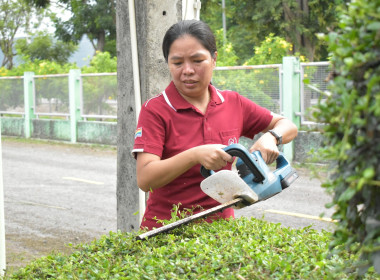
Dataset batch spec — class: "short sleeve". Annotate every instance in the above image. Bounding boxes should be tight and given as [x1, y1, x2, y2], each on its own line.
[132, 104, 166, 159]
[239, 95, 273, 139]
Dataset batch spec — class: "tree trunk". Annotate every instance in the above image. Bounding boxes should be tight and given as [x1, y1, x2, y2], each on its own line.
[1, 42, 14, 69]
[96, 30, 106, 52]
[299, 0, 315, 61]
[283, 0, 315, 61]
[282, 0, 301, 55]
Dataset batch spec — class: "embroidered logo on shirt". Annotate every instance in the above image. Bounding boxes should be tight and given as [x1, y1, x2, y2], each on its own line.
[228, 137, 237, 145]
[135, 127, 142, 139]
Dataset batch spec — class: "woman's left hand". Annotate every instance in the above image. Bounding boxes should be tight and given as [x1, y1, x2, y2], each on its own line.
[249, 132, 279, 164]
[249, 112, 298, 164]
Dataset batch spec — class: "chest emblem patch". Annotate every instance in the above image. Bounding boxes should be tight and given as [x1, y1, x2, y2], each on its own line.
[228, 137, 237, 145]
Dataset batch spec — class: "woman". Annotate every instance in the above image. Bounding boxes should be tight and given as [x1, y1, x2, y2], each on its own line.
[132, 20, 298, 230]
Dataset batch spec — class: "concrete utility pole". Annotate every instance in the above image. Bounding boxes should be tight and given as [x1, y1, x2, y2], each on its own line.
[116, 0, 201, 231]
[183, 0, 201, 20]
[222, 0, 226, 44]
[0, 123, 5, 276]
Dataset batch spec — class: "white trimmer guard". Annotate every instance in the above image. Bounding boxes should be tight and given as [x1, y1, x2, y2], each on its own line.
[200, 170, 259, 209]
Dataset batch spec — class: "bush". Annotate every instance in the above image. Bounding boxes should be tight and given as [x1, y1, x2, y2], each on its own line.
[244, 34, 295, 65]
[314, 0, 380, 274]
[0, 51, 117, 77]
[81, 51, 117, 74]
[4, 59, 76, 76]
[214, 29, 239, 67]
[4, 218, 378, 279]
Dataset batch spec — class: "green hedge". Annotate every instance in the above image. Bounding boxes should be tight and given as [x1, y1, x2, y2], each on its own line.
[4, 218, 378, 279]
[314, 0, 380, 274]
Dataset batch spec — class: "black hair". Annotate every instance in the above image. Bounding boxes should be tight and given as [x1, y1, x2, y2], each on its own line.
[162, 20, 217, 62]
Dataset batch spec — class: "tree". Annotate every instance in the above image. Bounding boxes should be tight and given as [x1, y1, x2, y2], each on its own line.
[52, 0, 116, 57]
[15, 31, 77, 64]
[26, 0, 116, 56]
[0, 0, 44, 69]
[201, 0, 348, 62]
[313, 0, 380, 274]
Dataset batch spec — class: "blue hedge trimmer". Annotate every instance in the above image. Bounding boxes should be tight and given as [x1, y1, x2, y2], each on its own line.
[137, 143, 298, 240]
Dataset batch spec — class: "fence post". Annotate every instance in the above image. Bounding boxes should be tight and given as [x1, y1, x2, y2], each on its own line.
[282, 57, 301, 162]
[69, 69, 81, 143]
[23, 72, 35, 138]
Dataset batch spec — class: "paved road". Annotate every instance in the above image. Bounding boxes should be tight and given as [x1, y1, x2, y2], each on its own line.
[1, 137, 335, 270]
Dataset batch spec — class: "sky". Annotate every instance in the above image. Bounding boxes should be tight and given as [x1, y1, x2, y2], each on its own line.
[15, 0, 72, 38]
[3, 1, 93, 67]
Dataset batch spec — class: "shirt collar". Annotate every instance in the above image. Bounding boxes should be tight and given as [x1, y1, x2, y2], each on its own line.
[163, 81, 224, 111]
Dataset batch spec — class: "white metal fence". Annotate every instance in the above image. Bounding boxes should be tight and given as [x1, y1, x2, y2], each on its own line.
[213, 62, 331, 126]
[0, 62, 331, 125]
[0, 76, 24, 116]
[300, 62, 331, 125]
[213, 64, 282, 114]
[34, 74, 70, 119]
[0, 73, 118, 121]
[80, 73, 117, 121]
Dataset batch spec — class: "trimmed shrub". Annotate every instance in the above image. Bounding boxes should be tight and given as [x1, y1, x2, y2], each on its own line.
[5, 218, 378, 279]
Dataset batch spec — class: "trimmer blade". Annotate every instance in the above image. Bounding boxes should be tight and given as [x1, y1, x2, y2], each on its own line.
[136, 197, 244, 240]
[200, 170, 258, 209]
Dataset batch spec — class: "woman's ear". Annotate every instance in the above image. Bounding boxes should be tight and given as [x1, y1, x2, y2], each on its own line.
[212, 51, 218, 67]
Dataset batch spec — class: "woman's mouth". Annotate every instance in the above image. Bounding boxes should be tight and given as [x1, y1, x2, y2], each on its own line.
[183, 80, 197, 86]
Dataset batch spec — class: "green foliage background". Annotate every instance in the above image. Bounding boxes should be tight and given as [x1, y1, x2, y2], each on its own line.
[313, 0, 380, 274]
[200, 0, 347, 63]
[0, 58, 77, 113]
[0, 52, 117, 116]
[53, 0, 116, 57]
[81, 52, 117, 116]
[14, 31, 78, 64]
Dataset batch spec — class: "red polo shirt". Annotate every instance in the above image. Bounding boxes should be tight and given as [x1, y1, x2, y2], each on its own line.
[133, 81, 273, 229]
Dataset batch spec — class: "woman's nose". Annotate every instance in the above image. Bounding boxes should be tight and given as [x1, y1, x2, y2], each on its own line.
[183, 62, 195, 75]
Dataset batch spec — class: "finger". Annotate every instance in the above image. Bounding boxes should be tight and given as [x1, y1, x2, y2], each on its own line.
[268, 151, 275, 164]
[261, 152, 269, 164]
[268, 151, 279, 164]
[218, 149, 233, 163]
[225, 154, 234, 162]
[263, 151, 272, 164]
[267, 156, 275, 165]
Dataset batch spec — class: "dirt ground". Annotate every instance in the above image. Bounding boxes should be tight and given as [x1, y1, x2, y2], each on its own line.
[6, 229, 94, 271]
[2, 138, 118, 274]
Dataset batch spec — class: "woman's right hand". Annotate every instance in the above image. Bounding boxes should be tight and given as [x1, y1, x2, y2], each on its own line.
[136, 144, 234, 192]
[192, 144, 234, 171]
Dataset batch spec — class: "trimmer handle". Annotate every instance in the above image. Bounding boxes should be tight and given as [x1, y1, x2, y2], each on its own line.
[200, 143, 265, 183]
[275, 153, 289, 170]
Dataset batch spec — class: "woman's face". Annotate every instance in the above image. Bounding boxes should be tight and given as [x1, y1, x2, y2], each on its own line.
[167, 35, 217, 100]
